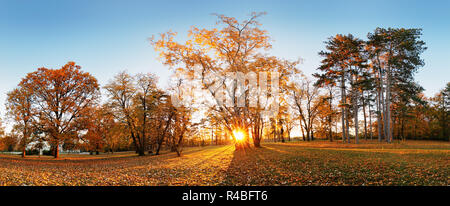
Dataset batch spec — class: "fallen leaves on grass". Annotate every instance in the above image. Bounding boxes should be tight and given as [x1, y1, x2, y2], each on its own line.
[0, 141, 448, 186]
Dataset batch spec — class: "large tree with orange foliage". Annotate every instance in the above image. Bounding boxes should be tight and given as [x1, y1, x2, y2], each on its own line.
[19, 62, 100, 158]
[151, 12, 299, 149]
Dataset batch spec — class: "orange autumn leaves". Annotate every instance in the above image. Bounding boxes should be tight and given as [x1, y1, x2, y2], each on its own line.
[6, 62, 100, 158]
[0, 141, 448, 186]
[150, 12, 301, 149]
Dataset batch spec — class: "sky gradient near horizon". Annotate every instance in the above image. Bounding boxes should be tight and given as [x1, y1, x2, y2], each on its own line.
[1, 0, 449, 123]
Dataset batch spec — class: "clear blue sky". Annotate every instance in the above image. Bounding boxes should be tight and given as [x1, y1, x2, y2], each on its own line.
[1, 0, 449, 119]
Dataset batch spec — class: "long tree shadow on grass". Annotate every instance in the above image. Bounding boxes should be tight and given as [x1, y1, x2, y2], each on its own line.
[219, 145, 292, 186]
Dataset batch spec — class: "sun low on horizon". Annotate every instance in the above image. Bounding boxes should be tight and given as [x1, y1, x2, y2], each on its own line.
[232, 130, 246, 142]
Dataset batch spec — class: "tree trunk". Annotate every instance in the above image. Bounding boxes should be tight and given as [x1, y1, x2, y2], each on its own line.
[362, 92, 368, 140]
[378, 67, 387, 142]
[252, 119, 262, 147]
[329, 88, 333, 142]
[306, 126, 311, 142]
[353, 76, 359, 144]
[385, 68, 392, 143]
[401, 117, 405, 141]
[138, 137, 145, 156]
[345, 107, 350, 143]
[287, 129, 291, 142]
[369, 102, 373, 140]
[22, 147, 26, 158]
[300, 122, 306, 141]
[376, 85, 383, 142]
[354, 100, 359, 144]
[155, 141, 162, 155]
[341, 74, 347, 143]
[54, 144, 60, 159]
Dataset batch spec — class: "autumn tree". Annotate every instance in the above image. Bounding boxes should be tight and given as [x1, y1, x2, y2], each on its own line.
[151, 95, 176, 155]
[367, 28, 426, 143]
[290, 76, 324, 141]
[0, 119, 4, 138]
[358, 73, 377, 140]
[20, 62, 100, 158]
[347, 38, 367, 144]
[5, 86, 36, 157]
[314, 71, 339, 142]
[105, 72, 139, 154]
[151, 12, 299, 149]
[0, 125, 18, 152]
[440, 83, 449, 140]
[0, 120, 9, 151]
[317, 34, 363, 143]
[0, 118, 5, 137]
[83, 105, 116, 154]
[105, 72, 163, 156]
[430, 82, 449, 141]
[106, 122, 130, 153]
[390, 81, 424, 140]
[282, 111, 295, 142]
[168, 107, 192, 156]
[167, 76, 196, 156]
[100, 105, 126, 153]
[314, 93, 337, 141]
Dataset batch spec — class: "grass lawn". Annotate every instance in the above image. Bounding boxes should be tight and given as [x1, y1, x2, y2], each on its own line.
[0, 140, 448, 186]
